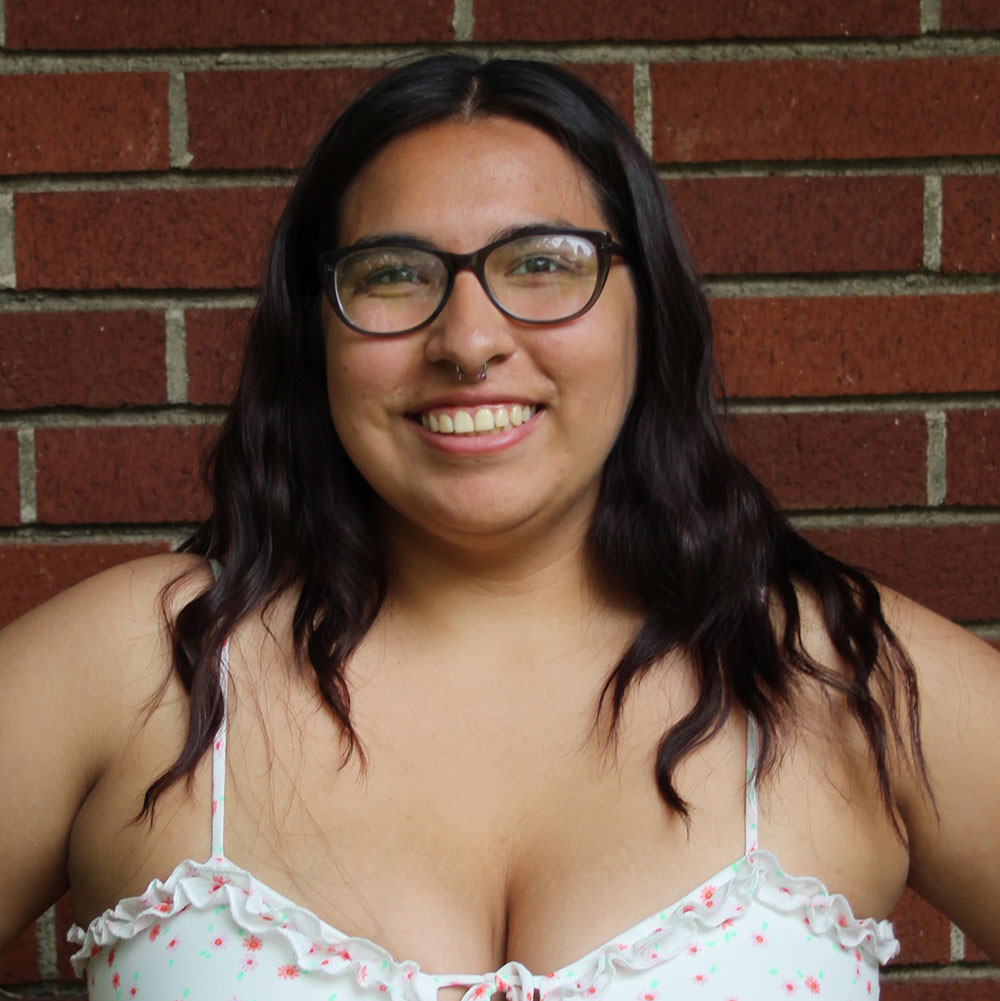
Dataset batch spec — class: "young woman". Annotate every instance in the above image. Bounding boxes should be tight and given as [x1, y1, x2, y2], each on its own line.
[1, 55, 998, 1001]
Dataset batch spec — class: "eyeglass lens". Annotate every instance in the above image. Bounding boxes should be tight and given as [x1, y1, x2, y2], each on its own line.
[334, 233, 601, 334]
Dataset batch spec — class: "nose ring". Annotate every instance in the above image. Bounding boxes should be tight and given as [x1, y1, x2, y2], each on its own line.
[455, 363, 487, 382]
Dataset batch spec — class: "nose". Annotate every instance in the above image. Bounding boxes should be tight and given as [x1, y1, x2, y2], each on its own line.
[423, 268, 516, 376]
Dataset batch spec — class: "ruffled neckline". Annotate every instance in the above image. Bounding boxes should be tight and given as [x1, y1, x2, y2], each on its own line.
[68, 849, 899, 1001]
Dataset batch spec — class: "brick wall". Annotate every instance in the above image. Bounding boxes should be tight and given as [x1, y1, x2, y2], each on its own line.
[1, 0, 998, 996]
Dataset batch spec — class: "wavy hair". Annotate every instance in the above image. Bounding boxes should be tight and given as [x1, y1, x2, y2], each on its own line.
[148, 54, 924, 825]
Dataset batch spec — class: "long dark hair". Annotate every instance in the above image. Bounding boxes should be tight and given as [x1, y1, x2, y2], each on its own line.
[149, 54, 923, 824]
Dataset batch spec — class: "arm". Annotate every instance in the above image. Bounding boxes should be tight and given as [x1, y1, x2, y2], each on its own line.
[0, 553, 206, 951]
[889, 593, 1000, 962]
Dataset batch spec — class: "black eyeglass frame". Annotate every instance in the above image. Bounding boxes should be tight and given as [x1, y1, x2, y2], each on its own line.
[318, 227, 629, 336]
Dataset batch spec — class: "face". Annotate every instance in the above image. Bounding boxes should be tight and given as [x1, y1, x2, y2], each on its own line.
[322, 116, 638, 545]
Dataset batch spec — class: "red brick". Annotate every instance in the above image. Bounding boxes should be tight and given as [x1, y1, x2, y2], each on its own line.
[652, 57, 1000, 163]
[881, 981, 1000, 1000]
[0, 72, 167, 176]
[0, 431, 19, 526]
[473, 0, 918, 41]
[941, 0, 1000, 30]
[0, 921, 37, 981]
[888, 886, 952, 964]
[727, 412, 927, 509]
[0, 311, 165, 408]
[947, 410, 1000, 506]
[942, 176, 1000, 274]
[802, 524, 1000, 623]
[185, 308, 250, 405]
[965, 934, 993, 961]
[187, 68, 382, 170]
[712, 294, 1000, 399]
[668, 176, 923, 275]
[563, 64, 635, 127]
[15, 188, 288, 290]
[5, 0, 453, 48]
[0, 541, 169, 628]
[34, 425, 214, 524]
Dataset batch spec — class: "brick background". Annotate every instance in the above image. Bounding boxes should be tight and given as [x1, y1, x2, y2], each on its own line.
[1, 3, 998, 997]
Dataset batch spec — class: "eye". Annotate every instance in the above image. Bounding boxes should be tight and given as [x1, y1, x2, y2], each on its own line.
[361, 265, 424, 289]
[508, 254, 570, 276]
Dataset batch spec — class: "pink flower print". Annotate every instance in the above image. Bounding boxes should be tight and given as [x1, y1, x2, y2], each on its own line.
[638, 991, 658, 1001]
[111, 973, 121, 990]
[681, 904, 695, 914]
[129, 986, 139, 998]
[166, 937, 180, 951]
[244, 935, 263, 951]
[156, 902, 170, 914]
[804, 975, 821, 994]
[750, 931, 767, 946]
[692, 974, 708, 987]
[700, 884, 716, 908]
[89, 944, 102, 957]
[720, 919, 734, 930]
[866, 983, 872, 995]
[379, 985, 389, 993]
[780, 982, 796, 996]
[107, 947, 116, 967]
[215, 738, 222, 752]
[211, 874, 229, 893]
[470, 985, 490, 1000]
[240, 956, 259, 973]
[212, 799, 218, 815]
[148, 923, 161, 943]
[357, 963, 369, 985]
[277, 964, 301, 980]
[616, 943, 629, 951]
[686, 943, 701, 956]
[210, 932, 229, 950]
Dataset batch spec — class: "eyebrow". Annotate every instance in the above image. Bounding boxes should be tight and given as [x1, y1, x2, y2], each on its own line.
[343, 219, 584, 252]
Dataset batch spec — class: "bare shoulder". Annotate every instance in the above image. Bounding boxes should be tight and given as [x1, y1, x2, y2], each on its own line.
[878, 588, 1000, 959]
[0, 551, 212, 949]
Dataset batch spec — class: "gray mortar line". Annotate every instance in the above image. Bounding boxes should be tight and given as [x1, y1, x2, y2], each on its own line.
[727, 396, 1000, 416]
[0, 290, 257, 311]
[452, 0, 473, 43]
[881, 963, 1000, 980]
[950, 924, 966, 962]
[789, 509, 1000, 530]
[0, 192, 14, 289]
[0, 524, 190, 544]
[168, 69, 194, 169]
[633, 62, 652, 157]
[658, 159, 1000, 180]
[0, 171, 295, 194]
[3, 35, 1000, 76]
[704, 273, 1000, 298]
[973, 623, 1000, 642]
[923, 175, 943, 272]
[921, 0, 942, 34]
[165, 306, 189, 404]
[0, 410, 225, 430]
[0, 0, 6, 48]
[17, 427, 36, 524]
[36, 904, 58, 980]
[926, 410, 948, 505]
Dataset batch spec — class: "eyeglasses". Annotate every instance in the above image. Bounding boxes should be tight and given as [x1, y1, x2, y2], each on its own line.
[318, 227, 628, 336]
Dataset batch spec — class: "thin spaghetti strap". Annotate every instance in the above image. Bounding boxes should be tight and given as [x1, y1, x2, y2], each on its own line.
[211, 640, 229, 859]
[745, 713, 760, 856]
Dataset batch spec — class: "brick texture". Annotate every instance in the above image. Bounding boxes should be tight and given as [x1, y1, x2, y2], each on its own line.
[727, 412, 927, 509]
[15, 188, 288, 290]
[652, 57, 1000, 162]
[0, 73, 167, 176]
[185, 308, 250, 405]
[473, 0, 919, 41]
[942, 176, 1000, 274]
[668, 177, 924, 275]
[0, 542, 170, 628]
[0, 922, 37, 981]
[0, 431, 19, 525]
[881, 981, 1000, 1001]
[941, 0, 1000, 30]
[946, 410, 1000, 506]
[888, 887, 952, 965]
[0, 311, 166, 408]
[803, 525, 1000, 623]
[34, 426, 214, 524]
[186, 68, 383, 170]
[712, 294, 1000, 398]
[5, 0, 454, 49]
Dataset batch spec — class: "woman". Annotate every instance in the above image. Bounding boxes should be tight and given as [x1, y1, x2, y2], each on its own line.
[1, 55, 997, 1000]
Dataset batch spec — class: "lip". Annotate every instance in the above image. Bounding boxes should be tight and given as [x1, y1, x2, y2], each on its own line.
[410, 391, 540, 411]
[409, 406, 543, 455]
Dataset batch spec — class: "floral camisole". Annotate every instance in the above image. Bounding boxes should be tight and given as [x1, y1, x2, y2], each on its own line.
[69, 644, 899, 1000]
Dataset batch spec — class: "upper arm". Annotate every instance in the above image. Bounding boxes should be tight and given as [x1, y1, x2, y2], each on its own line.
[887, 593, 1000, 961]
[0, 553, 208, 951]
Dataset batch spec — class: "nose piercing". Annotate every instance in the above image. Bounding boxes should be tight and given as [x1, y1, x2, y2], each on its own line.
[454, 363, 488, 382]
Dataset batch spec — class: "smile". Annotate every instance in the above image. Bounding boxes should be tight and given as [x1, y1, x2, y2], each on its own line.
[419, 404, 538, 435]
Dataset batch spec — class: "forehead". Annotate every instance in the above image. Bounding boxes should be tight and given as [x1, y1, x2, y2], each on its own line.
[337, 117, 608, 250]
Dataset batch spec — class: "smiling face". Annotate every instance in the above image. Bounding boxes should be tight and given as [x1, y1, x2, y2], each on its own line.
[322, 116, 638, 547]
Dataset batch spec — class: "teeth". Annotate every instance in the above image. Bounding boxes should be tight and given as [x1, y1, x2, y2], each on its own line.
[419, 404, 536, 435]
